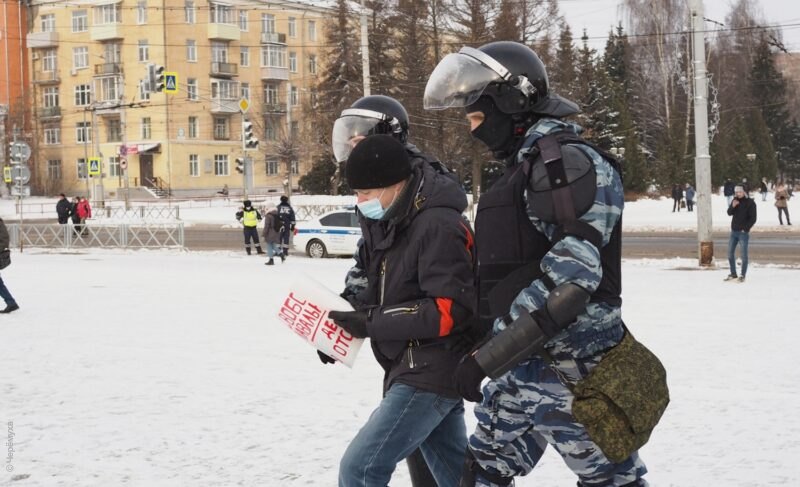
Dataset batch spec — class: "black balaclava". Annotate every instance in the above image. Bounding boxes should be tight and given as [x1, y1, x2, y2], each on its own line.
[467, 95, 533, 162]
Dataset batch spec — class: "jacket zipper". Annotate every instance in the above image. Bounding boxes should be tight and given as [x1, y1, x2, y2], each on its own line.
[379, 258, 387, 305]
[407, 339, 419, 369]
[382, 304, 420, 315]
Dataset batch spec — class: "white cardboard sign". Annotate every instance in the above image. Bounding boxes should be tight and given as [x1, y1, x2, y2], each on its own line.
[277, 279, 364, 368]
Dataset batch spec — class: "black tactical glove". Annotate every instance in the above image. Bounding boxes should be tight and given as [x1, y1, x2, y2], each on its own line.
[328, 310, 369, 338]
[454, 353, 486, 403]
[317, 350, 337, 365]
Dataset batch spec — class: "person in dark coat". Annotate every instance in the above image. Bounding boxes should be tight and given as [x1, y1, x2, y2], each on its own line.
[685, 183, 696, 212]
[759, 177, 769, 202]
[671, 184, 683, 212]
[0, 217, 19, 313]
[56, 193, 71, 224]
[723, 178, 736, 206]
[276, 195, 295, 259]
[327, 135, 477, 487]
[725, 185, 757, 282]
[262, 208, 282, 264]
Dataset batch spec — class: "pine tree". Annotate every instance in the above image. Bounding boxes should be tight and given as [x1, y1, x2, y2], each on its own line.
[493, 0, 520, 42]
[549, 23, 578, 99]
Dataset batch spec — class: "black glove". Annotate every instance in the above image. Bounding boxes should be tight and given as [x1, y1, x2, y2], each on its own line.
[454, 354, 486, 403]
[328, 310, 369, 338]
[317, 350, 337, 365]
[445, 322, 491, 356]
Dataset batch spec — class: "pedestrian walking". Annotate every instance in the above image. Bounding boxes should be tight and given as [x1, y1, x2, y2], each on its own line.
[671, 183, 683, 212]
[0, 217, 19, 313]
[759, 177, 769, 202]
[235, 200, 265, 255]
[76, 197, 92, 236]
[56, 193, 71, 224]
[276, 196, 295, 259]
[70, 197, 82, 234]
[775, 182, 792, 225]
[724, 178, 736, 206]
[725, 185, 757, 282]
[262, 208, 282, 264]
[685, 183, 696, 212]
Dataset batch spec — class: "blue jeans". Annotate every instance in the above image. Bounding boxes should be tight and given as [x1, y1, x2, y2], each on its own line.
[0, 275, 16, 306]
[339, 383, 467, 487]
[728, 230, 750, 277]
[266, 242, 280, 258]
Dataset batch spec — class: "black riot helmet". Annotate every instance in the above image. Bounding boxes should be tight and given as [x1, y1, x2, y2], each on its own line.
[425, 42, 580, 158]
[332, 95, 410, 162]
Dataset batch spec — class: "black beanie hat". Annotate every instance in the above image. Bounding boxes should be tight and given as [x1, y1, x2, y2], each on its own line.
[345, 135, 412, 190]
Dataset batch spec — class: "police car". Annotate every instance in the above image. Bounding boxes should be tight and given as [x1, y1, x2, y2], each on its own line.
[294, 209, 361, 258]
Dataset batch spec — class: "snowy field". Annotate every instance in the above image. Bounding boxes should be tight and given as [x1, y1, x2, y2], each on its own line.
[1, 250, 798, 486]
[3, 192, 799, 232]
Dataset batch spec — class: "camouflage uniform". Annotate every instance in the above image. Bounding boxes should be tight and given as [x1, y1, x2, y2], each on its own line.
[468, 119, 648, 486]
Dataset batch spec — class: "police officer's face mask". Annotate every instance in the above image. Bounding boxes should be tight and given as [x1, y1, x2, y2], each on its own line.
[466, 96, 514, 153]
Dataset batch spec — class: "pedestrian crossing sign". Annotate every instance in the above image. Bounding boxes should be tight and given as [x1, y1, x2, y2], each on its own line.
[164, 72, 178, 94]
[88, 157, 101, 176]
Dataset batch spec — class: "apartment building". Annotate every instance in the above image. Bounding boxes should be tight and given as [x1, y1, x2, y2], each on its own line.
[26, 0, 332, 198]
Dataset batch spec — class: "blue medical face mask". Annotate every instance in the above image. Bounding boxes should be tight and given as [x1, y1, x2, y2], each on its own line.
[357, 189, 387, 220]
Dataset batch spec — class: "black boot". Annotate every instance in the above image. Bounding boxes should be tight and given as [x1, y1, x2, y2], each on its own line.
[256, 246, 265, 255]
[0, 303, 19, 314]
[246, 247, 252, 255]
[265, 258, 274, 266]
[280, 252, 286, 262]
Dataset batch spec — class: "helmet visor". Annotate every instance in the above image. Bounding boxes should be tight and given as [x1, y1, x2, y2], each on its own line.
[332, 115, 389, 162]
[423, 52, 503, 110]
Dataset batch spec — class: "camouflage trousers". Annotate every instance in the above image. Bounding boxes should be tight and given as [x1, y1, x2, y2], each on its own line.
[467, 352, 648, 486]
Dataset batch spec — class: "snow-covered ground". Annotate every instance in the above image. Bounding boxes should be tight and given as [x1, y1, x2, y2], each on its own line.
[4, 192, 799, 232]
[1, 250, 798, 486]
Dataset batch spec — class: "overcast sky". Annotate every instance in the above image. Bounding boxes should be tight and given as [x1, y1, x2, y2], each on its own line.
[559, 0, 800, 52]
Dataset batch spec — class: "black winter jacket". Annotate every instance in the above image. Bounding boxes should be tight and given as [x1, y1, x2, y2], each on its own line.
[727, 196, 757, 232]
[56, 198, 72, 222]
[355, 157, 476, 397]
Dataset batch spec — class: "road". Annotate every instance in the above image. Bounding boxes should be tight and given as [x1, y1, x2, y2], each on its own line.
[185, 225, 799, 264]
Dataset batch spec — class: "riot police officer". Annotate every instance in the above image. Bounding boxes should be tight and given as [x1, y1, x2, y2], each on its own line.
[424, 42, 649, 486]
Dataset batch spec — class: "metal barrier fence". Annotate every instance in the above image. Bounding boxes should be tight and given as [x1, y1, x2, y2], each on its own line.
[94, 206, 181, 220]
[8, 223, 185, 249]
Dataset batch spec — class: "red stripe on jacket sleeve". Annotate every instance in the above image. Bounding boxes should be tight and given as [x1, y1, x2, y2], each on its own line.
[436, 297, 454, 337]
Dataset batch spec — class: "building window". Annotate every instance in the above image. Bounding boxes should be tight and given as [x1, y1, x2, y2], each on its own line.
[107, 118, 122, 142]
[77, 122, 92, 144]
[267, 158, 279, 175]
[290, 121, 299, 139]
[47, 159, 62, 180]
[189, 154, 199, 177]
[187, 40, 197, 62]
[288, 17, 296, 38]
[188, 116, 198, 138]
[289, 52, 297, 73]
[211, 80, 238, 100]
[214, 154, 229, 176]
[211, 41, 229, 63]
[108, 156, 121, 177]
[185, 1, 195, 24]
[73, 47, 89, 69]
[308, 55, 317, 75]
[75, 84, 92, 106]
[43, 87, 59, 108]
[261, 46, 286, 68]
[104, 42, 121, 63]
[72, 10, 88, 32]
[98, 77, 118, 102]
[263, 83, 278, 104]
[96, 4, 122, 24]
[241, 82, 250, 100]
[290, 86, 298, 106]
[308, 20, 316, 42]
[187, 79, 198, 100]
[141, 117, 152, 139]
[213, 117, 228, 140]
[261, 14, 275, 33]
[239, 10, 248, 31]
[138, 40, 149, 62]
[41, 14, 56, 32]
[210, 3, 234, 24]
[265, 126, 276, 141]
[139, 79, 151, 101]
[44, 127, 61, 145]
[137, 1, 148, 24]
[42, 49, 57, 72]
[291, 160, 299, 175]
[240, 46, 249, 67]
[77, 158, 87, 179]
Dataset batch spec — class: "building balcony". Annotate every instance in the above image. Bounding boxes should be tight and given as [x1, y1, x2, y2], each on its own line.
[211, 97, 240, 114]
[211, 62, 238, 78]
[260, 32, 287, 45]
[262, 103, 287, 114]
[91, 23, 123, 41]
[94, 99, 123, 115]
[33, 70, 60, 85]
[94, 63, 123, 76]
[208, 23, 240, 41]
[37, 106, 62, 120]
[260, 66, 289, 81]
[27, 31, 59, 48]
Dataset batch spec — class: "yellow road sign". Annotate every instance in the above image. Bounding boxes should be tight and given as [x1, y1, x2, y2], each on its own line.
[164, 72, 179, 94]
[3, 167, 11, 183]
[88, 157, 101, 176]
[239, 98, 250, 113]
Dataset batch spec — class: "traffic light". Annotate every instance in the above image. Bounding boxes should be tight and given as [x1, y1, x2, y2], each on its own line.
[149, 64, 166, 93]
[235, 157, 245, 174]
[243, 121, 259, 150]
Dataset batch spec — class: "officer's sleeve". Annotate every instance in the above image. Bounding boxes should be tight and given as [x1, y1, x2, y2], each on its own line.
[505, 156, 623, 322]
[342, 238, 368, 303]
[235, 210, 243, 221]
[367, 215, 475, 341]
